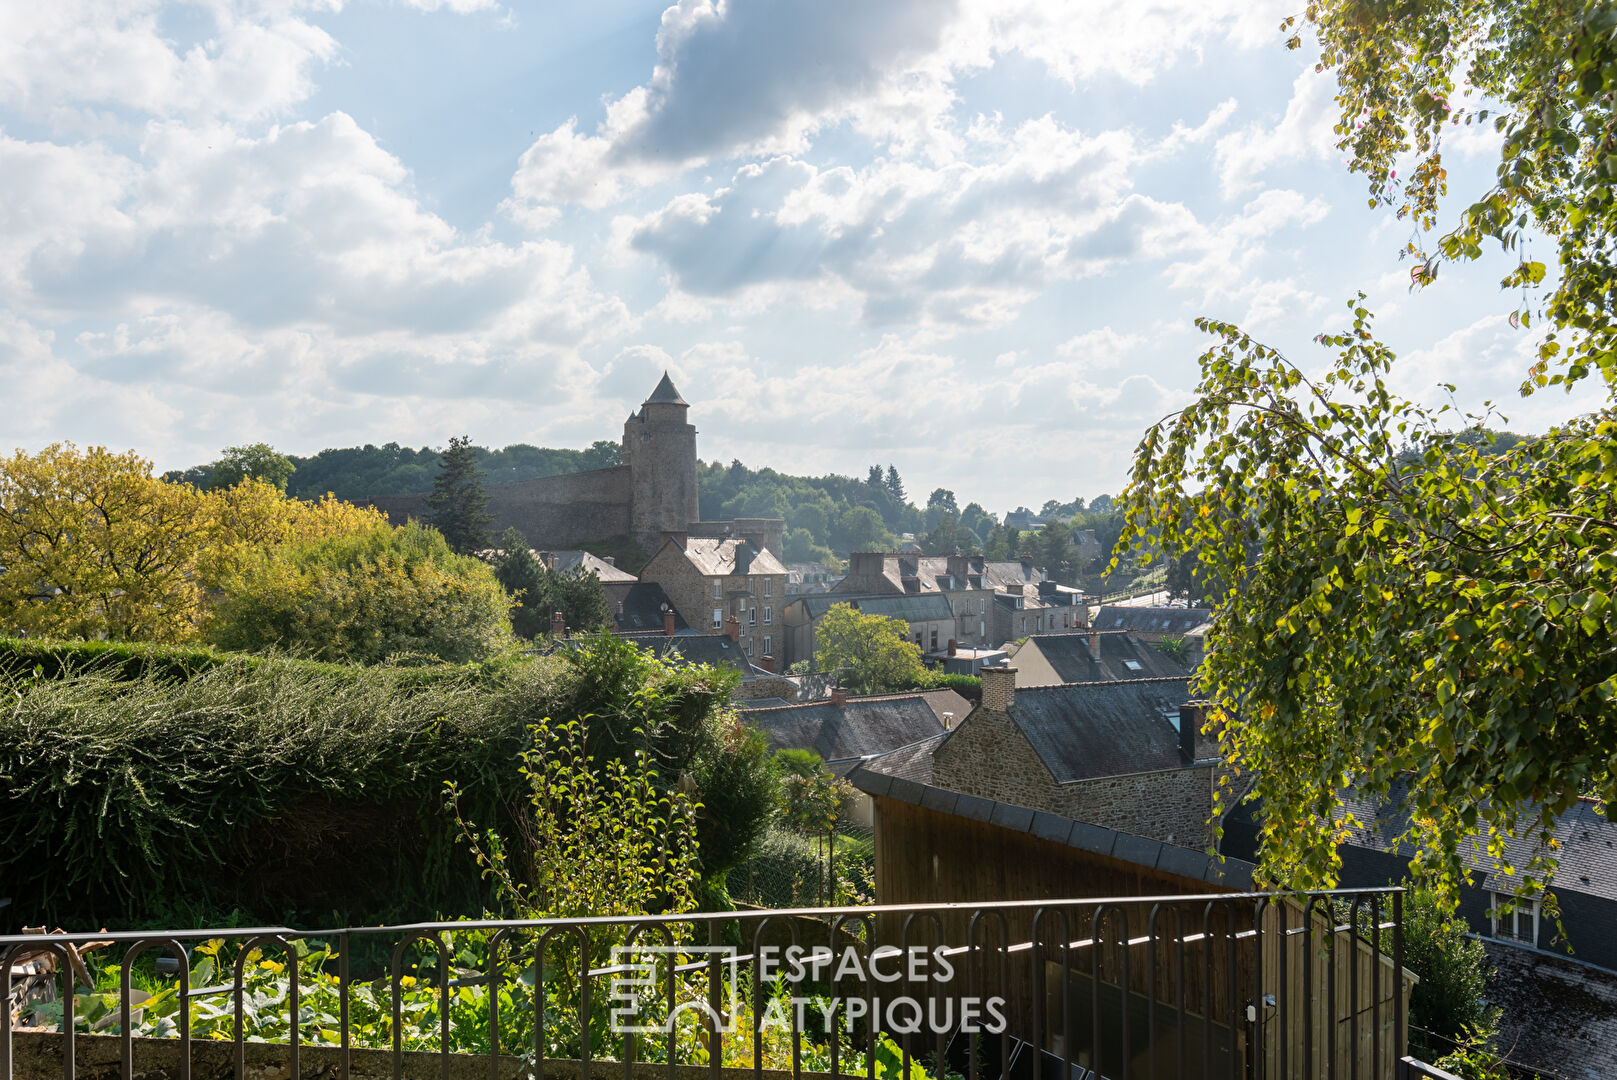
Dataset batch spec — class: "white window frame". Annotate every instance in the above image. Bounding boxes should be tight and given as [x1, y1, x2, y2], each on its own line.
[764, 578, 772, 597]
[763, 635, 772, 656]
[1489, 893, 1542, 947]
[713, 581, 722, 601]
[712, 608, 723, 629]
[749, 607, 757, 626]
[764, 605, 772, 625]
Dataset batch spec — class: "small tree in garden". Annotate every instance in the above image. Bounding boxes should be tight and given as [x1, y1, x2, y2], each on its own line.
[448, 715, 701, 919]
[814, 602, 928, 692]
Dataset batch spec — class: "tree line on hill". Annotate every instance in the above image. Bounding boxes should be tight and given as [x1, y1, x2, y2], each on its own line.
[165, 439, 1154, 590]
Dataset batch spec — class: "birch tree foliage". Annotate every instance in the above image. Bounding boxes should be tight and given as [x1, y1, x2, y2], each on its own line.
[1118, 302, 1617, 897]
[1292, 0, 1617, 390]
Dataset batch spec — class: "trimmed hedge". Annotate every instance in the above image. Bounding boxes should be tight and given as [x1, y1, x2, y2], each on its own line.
[0, 636, 769, 932]
[929, 672, 982, 703]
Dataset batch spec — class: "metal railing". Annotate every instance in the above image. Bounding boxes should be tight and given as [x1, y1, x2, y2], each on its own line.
[2, 888, 1407, 1080]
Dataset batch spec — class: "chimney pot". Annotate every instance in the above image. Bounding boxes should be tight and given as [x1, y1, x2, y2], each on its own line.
[664, 609, 677, 636]
[942, 711, 955, 730]
[725, 615, 741, 642]
[1088, 630, 1100, 659]
[831, 685, 848, 707]
[947, 639, 958, 657]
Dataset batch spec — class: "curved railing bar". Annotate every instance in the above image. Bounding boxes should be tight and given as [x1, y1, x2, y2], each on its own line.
[234, 933, 299, 1080]
[121, 937, 190, 1080]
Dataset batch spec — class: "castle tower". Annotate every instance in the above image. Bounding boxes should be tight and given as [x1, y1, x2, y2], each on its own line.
[623, 372, 700, 547]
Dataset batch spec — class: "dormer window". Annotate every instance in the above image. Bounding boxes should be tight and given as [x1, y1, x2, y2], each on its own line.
[1488, 892, 1542, 947]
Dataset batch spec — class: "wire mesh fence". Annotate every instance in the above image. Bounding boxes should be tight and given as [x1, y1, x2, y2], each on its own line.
[729, 826, 875, 910]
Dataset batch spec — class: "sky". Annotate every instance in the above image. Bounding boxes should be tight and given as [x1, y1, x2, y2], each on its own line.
[1, 0, 1607, 515]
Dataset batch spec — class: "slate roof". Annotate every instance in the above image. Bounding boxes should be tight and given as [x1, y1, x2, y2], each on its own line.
[846, 755, 1254, 888]
[1005, 678, 1194, 782]
[645, 371, 688, 405]
[741, 695, 948, 768]
[1010, 631, 1192, 685]
[633, 633, 764, 675]
[677, 538, 787, 578]
[542, 550, 638, 584]
[792, 593, 956, 623]
[611, 581, 688, 633]
[1094, 605, 1212, 635]
[1337, 778, 1617, 902]
[982, 560, 1046, 589]
[1485, 940, 1617, 1079]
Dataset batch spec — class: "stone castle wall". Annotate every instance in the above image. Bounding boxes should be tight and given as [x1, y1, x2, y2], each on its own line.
[368, 465, 634, 548]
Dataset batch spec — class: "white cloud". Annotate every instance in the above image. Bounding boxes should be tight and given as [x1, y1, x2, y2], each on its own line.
[0, 1, 343, 129]
[622, 116, 1187, 328]
[1214, 64, 1339, 196]
[0, 115, 627, 343]
[507, 0, 1297, 217]
[1393, 313, 1608, 429]
[1056, 327, 1144, 370]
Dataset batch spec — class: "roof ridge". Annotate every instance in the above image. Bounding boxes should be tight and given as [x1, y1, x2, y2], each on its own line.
[1020, 675, 1191, 692]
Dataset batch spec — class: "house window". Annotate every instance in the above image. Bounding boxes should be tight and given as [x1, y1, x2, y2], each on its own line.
[749, 607, 757, 626]
[764, 605, 772, 625]
[980, 599, 986, 614]
[712, 608, 723, 629]
[738, 597, 746, 611]
[930, 629, 939, 651]
[1489, 893, 1541, 947]
[764, 578, 772, 597]
[1123, 660, 1141, 672]
[763, 635, 772, 656]
[713, 581, 722, 601]
[979, 620, 985, 638]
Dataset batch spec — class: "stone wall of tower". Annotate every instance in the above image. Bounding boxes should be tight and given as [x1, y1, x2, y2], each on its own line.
[624, 401, 699, 547]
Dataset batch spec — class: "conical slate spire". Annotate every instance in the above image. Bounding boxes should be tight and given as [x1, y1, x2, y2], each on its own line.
[645, 371, 688, 406]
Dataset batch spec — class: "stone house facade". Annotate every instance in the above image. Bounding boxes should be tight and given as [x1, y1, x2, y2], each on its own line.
[931, 667, 1226, 849]
[831, 552, 1086, 649]
[638, 536, 788, 666]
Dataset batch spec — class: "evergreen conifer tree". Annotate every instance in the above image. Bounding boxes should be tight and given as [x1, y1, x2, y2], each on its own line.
[427, 435, 492, 555]
[883, 464, 905, 505]
[491, 527, 548, 638]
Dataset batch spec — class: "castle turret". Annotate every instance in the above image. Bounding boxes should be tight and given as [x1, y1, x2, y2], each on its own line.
[624, 372, 700, 548]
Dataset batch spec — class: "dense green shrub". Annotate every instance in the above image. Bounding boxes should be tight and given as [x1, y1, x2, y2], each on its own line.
[207, 521, 513, 663]
[0, 636, 773, 931]
[929, 672, 982, 702]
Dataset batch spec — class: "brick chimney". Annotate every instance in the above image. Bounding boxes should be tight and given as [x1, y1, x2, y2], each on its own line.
[981, 664, 1017, 712]
[1088, 630, 1100, 660]
[724, 615, 741, 642]
[947, 639, 958, 657]
[831, 685, 848, 707]
[760, 654, 775, 673]
[1178, 701, 1205, 763]
[551, 611, 567, 639]
[1018, 552, 1034, 574]
[664, 608, 677, 636]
